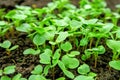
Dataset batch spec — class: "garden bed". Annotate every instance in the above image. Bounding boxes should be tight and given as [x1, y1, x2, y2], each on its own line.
[0, 0, 120, 80]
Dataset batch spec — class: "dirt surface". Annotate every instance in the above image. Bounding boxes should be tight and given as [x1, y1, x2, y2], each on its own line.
[0, 0, 120, 80]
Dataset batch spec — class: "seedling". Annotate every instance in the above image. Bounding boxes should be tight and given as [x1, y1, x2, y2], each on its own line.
[106, 39, 120, 60]
[0, 21, 9, 37]
[81, 45, 105, 67]
[0, 40, 19, 55]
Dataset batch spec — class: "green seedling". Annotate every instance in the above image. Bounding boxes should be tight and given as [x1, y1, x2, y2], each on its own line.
[74, 75, 94, 80]
[106, 39, 120, 60]
[23, 48, 40, 55]
[81, 45, 105, 67]
[39, 49, 61, 79]
[28, 65, 46, 80]
[77, 64, 90, 75]
[1, 76, 11, 80]
[12, 73, 27, 80]
[109, 60, 120, 70]
[74, 64, 96, 80]
[56, 77, 65, 80]
[60, 41, 72, 52]
[0, 9, 5, 19]
[28, 75, 46, 80]
[0, 65, 16, 77]
[0, 40, 19, 55]
[0, 21, 9, 37]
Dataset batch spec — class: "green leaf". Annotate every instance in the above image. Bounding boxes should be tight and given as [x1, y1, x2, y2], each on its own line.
[80, 37, 88, 46]
[53, 49, 60, 60]
[1, 76, 11, 80]
[31, 65, 43, 75]
[55, 32, 69, 43]
[62, 55, 79, 69]
[13, 14, 27, 20]
[12, 73, 22, 80]
[116, 4, 120, 8]
[109, 60, 120, 70]
[33, 34, 46, 46]
[39, 49, 52, 64]
[74, 75, 94, 80]
[67, 51, 80, 57]
[5, 10, 16, 19]
[9, 45, 19, 51]
[106, 40, 120, 52]
[0, 70, 3, 76]
[0, 21, 6, 26]
[54, 19, 68, 27]
[63, 69, 74, 79]
[16, 23, 32, 33]
[3, 65, 16, 74]
[0, 40, 11, 49]
[28, 75, 46, 80]
[89, 45, 105, 54]
[88, 72, 97, 78]
[70, 20, 82, 30]
[100, 23, 113, 33]
[61, 41, 72, 52]
[23, 48, 40, 55]
[20, 78, 27, 80]
[56, 77, 65, 80]
[77, 64, 90, 75]
[43, 65, 51, 76]
[81, 50, 92, 61]
[85, 19, 98, 25]
[116, 29, 120, 39]
[58, 60, 66, 71]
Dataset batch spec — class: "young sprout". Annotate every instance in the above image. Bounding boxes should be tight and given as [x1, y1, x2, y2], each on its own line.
[0, 40, 19, 55]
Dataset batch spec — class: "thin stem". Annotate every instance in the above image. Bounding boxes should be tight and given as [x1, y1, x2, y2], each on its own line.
[89, 38, 93, 49]
[52, 67, 55, 80]
[94, 38, 100, 68]
[94, 53, 98, 68]
[112, 51, 117, 60]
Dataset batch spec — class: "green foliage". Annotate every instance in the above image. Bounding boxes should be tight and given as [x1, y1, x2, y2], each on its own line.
[74, 75, 94, 80]
[1, 76, 11, 80]
[0, 21, 9, 37]
[23, 48, 40, 55]
[106, 40, 120, 60]
[61, 55, 79, 69]
[31, 65, 43, 75]
[0, 40, 19, 55]
[3, 65, 16, 74]
[0, 65, 16, 76]
[28, 75, 46, 80]
[109, 60, 120, 70]
[1, 0, 120, 79]
[77, 64, 90, 75]
[61, 41, 72, 52]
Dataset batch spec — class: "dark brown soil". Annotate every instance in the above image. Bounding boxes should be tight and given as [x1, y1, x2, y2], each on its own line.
[0, 0, 120, 80]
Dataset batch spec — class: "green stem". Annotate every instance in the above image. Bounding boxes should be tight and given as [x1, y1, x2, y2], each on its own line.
[112, 51, 117, 60]
[89, 38, 93, 49]
[94, 38, 100, 68]
[52, 67, 55, 80]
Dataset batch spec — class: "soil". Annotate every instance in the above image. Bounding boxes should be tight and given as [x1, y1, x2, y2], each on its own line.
[0, 0, 120, 80]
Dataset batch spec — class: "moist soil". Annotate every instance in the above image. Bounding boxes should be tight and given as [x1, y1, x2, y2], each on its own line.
[0, 0, 120, 80]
